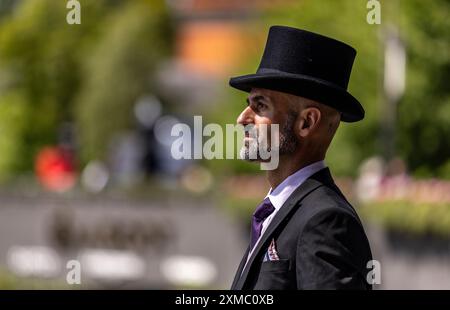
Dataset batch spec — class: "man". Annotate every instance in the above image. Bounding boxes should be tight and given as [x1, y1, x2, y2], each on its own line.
[229, 26, 373, 290]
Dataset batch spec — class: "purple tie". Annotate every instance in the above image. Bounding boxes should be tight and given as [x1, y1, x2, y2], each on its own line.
[250, 197, 275, 251]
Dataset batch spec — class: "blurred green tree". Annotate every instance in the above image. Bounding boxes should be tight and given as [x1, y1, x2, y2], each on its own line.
[74, 0, 174, 162]
[0, 0, 173, 180]
[397, 0, 450, 179]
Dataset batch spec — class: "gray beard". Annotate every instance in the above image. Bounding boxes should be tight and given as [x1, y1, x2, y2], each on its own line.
[240, 112, 298, 161]
[239, 139, 259, 161]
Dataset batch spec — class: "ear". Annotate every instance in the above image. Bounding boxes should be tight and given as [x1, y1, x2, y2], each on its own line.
[297, 107, 321, 138]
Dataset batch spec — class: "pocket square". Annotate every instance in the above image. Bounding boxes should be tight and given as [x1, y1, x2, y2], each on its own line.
[263, 239, 280, 262]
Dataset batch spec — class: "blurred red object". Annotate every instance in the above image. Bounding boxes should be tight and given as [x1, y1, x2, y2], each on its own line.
[35, 146, 76, 192]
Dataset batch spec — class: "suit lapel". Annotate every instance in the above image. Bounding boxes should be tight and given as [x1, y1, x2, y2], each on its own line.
[230, 246, 250, 289]
[234, 167, 331, 289]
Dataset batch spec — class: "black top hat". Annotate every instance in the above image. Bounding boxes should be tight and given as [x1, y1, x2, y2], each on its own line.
[229, 26, 364, 122]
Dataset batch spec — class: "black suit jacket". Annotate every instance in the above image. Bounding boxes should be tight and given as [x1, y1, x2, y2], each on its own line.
[230, 167, 372, 290]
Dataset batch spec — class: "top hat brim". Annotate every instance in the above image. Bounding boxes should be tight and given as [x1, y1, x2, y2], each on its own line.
[229, 71, 364, 122]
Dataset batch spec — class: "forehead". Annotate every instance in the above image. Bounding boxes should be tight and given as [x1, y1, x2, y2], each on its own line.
[248, 88, 300, 108]
[249, 88, 276, 98]
[249, 88, 287, 101]
[249, 88, 324, 109]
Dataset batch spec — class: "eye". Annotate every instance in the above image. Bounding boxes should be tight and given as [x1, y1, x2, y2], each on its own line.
[256, 102, 266, 110]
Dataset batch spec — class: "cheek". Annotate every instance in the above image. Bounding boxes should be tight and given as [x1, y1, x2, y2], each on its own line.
[256, 116, 279, 138]
[254, 108, 273, 120]
[253, 119, 272, 142]
[293, 119, 302, 136]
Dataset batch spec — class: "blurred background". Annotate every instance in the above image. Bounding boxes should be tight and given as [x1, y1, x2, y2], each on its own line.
[0, 0, 448, 289]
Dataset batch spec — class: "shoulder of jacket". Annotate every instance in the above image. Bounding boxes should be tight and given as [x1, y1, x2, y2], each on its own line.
[294, 184, 360, 222]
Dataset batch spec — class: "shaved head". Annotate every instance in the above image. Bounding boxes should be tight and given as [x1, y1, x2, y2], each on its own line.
[283, 92, 341, 152]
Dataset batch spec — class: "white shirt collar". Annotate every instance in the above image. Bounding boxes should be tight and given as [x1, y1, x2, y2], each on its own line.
[265, 160, 326, 210]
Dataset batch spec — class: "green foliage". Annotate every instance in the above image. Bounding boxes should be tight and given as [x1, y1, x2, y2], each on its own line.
[220, 196, 260, 223]
[397, 0, 450, 179]
[74, 0, 174, 162]
[360, 201, 450, 238]
[0, 0, 173, 178]
[0, 0, 72, 175]
[0, 267, 70, 289]
[0, 93, 28, 179]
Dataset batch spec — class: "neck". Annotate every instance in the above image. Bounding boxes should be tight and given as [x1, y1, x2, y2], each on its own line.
[266, 152, 324, 189]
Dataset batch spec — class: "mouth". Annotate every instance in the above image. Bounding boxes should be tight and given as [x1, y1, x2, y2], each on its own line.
[243, 134, 256, 143]
[243, 131, 251, 141]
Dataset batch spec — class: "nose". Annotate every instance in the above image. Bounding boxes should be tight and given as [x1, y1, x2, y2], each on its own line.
[237, 106, 254, 126]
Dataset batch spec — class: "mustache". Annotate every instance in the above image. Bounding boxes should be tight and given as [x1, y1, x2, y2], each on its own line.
[243, 124, 263, 139]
